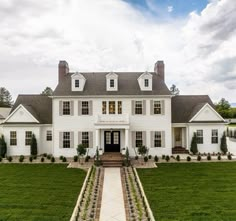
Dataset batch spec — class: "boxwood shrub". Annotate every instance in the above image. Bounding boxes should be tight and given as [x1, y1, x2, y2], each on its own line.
[154, 155, 159, 162]
[187, 156, 191, 161]
[41, 157, 45, 162]
[197, 155, 201, 161]
[176, 155, 180, 161]
[51, 157, 55, 163]
[73, 155, 78, 162]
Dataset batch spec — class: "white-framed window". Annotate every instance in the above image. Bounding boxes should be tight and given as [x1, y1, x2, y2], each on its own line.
[154, 101, 161, 114]
[154, 131, 162, 147]
[196, 130, 203, 144]
[102, 101, 107, 114]
[110, 79, 114, 88]
[82, 101, 89, 115]
[63, 132, 70, 148]
[136, 131, 143, 147]
[75, 79, 80, 88]
[25, 131, 32, 146]
[109, 101, 116, 114]
[82, 132, 89, 148]
[10, 131, 17, 146]
[135, 101, 142, 114]
[212, 129, 218, 144]
[118, 101, 122, 114]
[46, 130, 52, 141]
[63, 101, 70, 115]
[144, 79, 149, 87]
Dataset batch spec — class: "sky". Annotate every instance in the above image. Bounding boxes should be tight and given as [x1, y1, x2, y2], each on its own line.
[0, 0, 236, 104]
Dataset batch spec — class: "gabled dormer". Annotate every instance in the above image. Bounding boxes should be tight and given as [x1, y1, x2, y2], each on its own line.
[71, 72, 86, 91]
[106, 72, 118, 91]
[138, 72, 153, 91]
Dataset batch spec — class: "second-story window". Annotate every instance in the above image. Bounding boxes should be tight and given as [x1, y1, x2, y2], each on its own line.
[63, 101, 70, 115]
[118, 101, 122, 114]
[144, 79, 149, 87]
[75, 79, 80, 88]
[135, 101, 142, 114]
[109, 101, 115, 114]
[110, 79, 114, 88]
[82, 101, 89, 115]
[154, 101, 161, 114]
[102, 101, 107, 114]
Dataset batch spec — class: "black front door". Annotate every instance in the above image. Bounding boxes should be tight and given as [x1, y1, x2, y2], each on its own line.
[104, 131, 120, 152]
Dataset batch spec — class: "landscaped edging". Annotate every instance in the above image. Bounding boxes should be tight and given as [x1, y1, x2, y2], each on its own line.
[133, 168, 155, 221]
[70, 166, 92, 221]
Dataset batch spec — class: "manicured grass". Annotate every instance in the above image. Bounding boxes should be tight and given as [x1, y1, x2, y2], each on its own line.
[137, 162, 236, 221]
[0, 164, 86, 221]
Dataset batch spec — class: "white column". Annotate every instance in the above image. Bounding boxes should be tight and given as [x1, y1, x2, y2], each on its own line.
[125, 129, 129, 149]
[186, 126, 189, 150]
[96, 129, 100, 149]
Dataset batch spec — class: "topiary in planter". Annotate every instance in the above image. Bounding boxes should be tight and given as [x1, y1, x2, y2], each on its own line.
[197, 155, 201, 161]
[41, 157, 45, 162]
[85, 156, 90, 162]
[62, 157, 67, 162]
[176, 155, 180, 161]
[135, 156, 138, 160]
[19, 155, 24, 163]
[162, 155, 165, 160]
[59, 155, 64, 160]
[51, 157, 55, 163]
[33, 155, 37, 160]
[227, 153, 232, 160]
[154, 155, 159, 162]
[47, 154, 52, 160]
[218, 155, 221, 160]
[29, 156, 33, 162]
[165, 155, 170, 162]
[148, 155, 152, 159]
[187, 156, 191, 162]
[74, 155, 78, 162]
[207, 154, 211, 161]
[144, 156, 148, 162]
[7, 156, 12, 162]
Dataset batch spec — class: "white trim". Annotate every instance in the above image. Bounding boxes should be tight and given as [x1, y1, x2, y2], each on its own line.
[3, 104, 40, 124]
[52, 95, 172, 98]
[137, 71, 152, 80]
[189, 103, 225, 122]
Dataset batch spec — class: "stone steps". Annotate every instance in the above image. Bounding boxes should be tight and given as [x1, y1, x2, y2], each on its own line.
[101, 152, 124, 167]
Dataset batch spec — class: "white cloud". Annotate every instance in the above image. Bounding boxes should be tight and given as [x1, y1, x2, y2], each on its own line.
[0, 0, 235, 103]
[167, 6, 173, 13]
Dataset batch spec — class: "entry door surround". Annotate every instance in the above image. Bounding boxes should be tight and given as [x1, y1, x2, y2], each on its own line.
[104, 131, 120, 152]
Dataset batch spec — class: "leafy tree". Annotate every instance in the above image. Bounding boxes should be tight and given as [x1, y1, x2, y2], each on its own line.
[215, 98, 232, 118]
[77, 144, 86, 163]
[169, 84, 180, 95]
[41, 87, 53, 96]
[0, 135, 7, 157]
[138, 145, 148, 158]
[220, 132, 228, 154]
[215, 98, 230, 110]
[190, 132, 198, 155]
[30, 134, 38, 156]
[0, 87, 13, 107]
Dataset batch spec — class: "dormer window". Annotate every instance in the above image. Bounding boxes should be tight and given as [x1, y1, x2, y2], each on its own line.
[75, 80, 80, 88]
[110, 79, 114, 88]
[137, 72, 153, 91]
[144, 79, 149, 87]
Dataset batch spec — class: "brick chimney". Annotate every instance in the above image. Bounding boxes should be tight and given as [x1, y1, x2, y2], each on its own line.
[154, 60, 165, 81]
[58, 60, 69, 83]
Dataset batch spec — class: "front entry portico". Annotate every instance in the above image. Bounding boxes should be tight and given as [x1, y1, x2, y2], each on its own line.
[104, 131, 120, 152]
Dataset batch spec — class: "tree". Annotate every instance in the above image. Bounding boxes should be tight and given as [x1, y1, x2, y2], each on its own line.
[41, 87, 53, 96]
[190, 132, 198, 155]
[215, 98, 231, 118]
[77, 144, 86, 163]
[30, 134, 38, 156]
[169, 84, 180, 95]
[138, 145, 148, 158]
[0, 135, 7, 157]
[220, 132, 228, 154]
[0, 87, 13, 107]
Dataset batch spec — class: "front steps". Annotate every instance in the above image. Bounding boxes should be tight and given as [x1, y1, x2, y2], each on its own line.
[101, 152, 124, 167]
[172, 146, 189, 154]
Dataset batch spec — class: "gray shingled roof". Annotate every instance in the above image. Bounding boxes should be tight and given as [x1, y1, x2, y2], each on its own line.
[8, 95, 52, 124]
[171, 95, 223, 123]
[53, 72, 171, 96]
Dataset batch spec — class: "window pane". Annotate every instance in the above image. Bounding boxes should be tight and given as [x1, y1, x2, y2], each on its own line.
[109, 101, 116, 114]
[110, 79, 114, 87]
[63, 132, 70, 148]
[106, 132, 111, 144]
[82, 132, 89, 148]
[212, 129, 218, 144]
[118, 101, 122, 114]
[154, 101, 161, 114]
[102, 101, 107, 114]
[135, 101, 142, 115]
[63, 101, 70, 115]
[144, 79, 149, 87]
[82, 101, 89, 115]
[113, 132, 119, 144]
[25, 131, 32, 146]
[10, 131, 17, 146]
[46, 130, 52, 141]
[136, 131, 143, 147]
[154, 131, 162, 147]
[75, 80, 80, 88]
[196, 130, 203, 144]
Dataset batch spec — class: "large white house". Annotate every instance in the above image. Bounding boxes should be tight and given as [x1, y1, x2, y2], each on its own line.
[0, 60, 227, 157]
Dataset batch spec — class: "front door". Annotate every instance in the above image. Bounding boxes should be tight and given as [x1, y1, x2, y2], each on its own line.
[104, 131, 120, 152]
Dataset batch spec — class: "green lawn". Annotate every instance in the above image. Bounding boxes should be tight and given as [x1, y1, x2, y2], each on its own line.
[137, 163, 236, 221]
[0, 164, 86, 221]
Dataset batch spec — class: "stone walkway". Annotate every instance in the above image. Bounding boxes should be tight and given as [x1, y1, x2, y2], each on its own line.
[99, 168, 126, 221]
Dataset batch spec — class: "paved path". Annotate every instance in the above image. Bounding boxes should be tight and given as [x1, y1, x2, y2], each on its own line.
[99, 168, 126, 221]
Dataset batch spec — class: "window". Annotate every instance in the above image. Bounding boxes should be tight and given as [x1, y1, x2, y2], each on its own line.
[154, 131, 162, 147]
[106, 132, 111, 144]
[63, 101, 70, 115]
[136, 132, 143, 147]
[63, 132, 70, 148]
[102, 101, 107, 114]
[25, 131, 32, 146]
[109, 101, 116, 114]
[135, 101, 142, 114]
[82, 101, 89, 115]
[154, 101, 161, 114]
[196, 130, 203, 144]
[144, 79, 149, 87]
[46, 130, 52, 141]
[110, 79, 114, 88]
[82, 132, 89, 148]
[113, 132, 119, 144]
[212, 129, 218, 144]
[75, 79, 80, 88]
[118, 101, 122, 114]
[10, 131, 17, 146]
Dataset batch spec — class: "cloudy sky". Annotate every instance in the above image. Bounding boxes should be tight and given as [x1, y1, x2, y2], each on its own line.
[0, 0, 235, 103]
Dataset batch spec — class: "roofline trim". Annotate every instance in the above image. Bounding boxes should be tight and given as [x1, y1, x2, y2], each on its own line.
[51, 95, 173, 98]
[3, 104, 40, 124]
[189, 103, 225, 123]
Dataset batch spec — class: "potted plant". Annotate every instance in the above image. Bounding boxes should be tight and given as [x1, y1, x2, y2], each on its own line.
[98, 147, 103, 155]
[122, 147, 126, 155]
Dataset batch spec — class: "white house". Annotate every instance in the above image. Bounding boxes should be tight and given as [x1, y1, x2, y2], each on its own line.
[0, 60, 227, 157]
